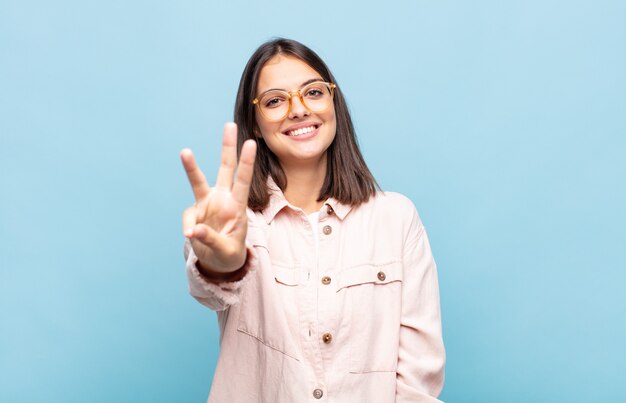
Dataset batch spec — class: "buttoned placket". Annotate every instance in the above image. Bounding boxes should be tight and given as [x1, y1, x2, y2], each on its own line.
[295, 204, 342, 400]
[316, 204, 339, 373]
[295, 207, 327, 399]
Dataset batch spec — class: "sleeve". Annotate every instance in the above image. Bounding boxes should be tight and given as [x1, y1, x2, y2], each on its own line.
[396, 207, 446, 402]
[184, 238, 257, 312]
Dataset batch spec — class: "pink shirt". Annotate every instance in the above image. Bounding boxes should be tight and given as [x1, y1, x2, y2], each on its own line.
[185, 182, 445, 402]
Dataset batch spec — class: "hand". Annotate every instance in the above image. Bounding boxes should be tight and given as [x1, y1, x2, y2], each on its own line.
[181, 122, 257, 275]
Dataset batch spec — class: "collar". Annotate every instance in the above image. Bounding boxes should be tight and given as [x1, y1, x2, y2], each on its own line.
[260, 176, 353, 224]
[323, 197, 352, 221]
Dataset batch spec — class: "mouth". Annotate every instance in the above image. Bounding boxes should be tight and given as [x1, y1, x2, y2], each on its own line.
[283, 124, 320, 137]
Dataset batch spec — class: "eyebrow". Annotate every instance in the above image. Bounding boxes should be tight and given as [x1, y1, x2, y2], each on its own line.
[258, 78, 324, 96]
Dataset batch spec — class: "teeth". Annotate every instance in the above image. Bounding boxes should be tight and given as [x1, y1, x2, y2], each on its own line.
[287, 126, 316, 136]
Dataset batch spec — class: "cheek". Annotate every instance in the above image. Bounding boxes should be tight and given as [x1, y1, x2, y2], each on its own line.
[326, 109, 337, 136]
[256, 118, 275, 138]
[328, 105, 337, 123]
[258, 123, 282, 153]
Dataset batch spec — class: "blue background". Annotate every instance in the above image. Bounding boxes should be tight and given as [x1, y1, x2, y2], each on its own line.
[1, 1, 625, 402]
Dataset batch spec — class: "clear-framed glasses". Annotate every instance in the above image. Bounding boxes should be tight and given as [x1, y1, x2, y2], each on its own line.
[252, 81, 336, 122]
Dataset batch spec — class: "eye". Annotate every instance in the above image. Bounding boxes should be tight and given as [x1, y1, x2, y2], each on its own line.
[263, 96, 286, 108]
[304, 87, 324, 98]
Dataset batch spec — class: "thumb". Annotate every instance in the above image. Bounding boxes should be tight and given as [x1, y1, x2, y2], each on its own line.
[190, 223, 219, 247]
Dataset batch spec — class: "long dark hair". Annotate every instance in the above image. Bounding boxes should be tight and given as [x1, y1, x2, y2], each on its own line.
[234, 38, 379, 212]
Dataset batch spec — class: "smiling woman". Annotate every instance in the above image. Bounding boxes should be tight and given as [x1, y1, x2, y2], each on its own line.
[234, 39, 380, 214]
[253, 55, 338, 186]
[180, 38, 445, 403]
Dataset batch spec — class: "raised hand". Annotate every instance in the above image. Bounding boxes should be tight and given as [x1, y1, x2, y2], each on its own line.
[181, 122, 257, 275]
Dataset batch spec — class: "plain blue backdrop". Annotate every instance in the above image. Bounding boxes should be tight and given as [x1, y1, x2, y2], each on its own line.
[1, 1, 625, 402]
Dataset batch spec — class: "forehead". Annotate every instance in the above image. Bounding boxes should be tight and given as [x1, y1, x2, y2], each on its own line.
[257, 55, 322, 92]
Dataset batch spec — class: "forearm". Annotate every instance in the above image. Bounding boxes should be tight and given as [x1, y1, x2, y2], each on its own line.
[396, 212, 445, 400]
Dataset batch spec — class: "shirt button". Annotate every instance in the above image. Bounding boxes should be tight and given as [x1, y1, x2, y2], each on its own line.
[313, 388, 324, 399]
[326, 205, 334, 214]
[321, 276, 331, 285]
[322, 332, 333, 344]
[377, 271, 386, 281]
[322, 225, 332, 235]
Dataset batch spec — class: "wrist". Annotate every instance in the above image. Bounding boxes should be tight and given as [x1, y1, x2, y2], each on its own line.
[196, 258, 248, 283]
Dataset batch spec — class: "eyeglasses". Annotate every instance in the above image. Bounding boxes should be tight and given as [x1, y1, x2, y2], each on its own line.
[252, 81, 336, 122]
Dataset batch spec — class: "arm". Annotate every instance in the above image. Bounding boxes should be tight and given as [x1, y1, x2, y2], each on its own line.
[396, 208, 446, 402]
[180, 123, 258, 311]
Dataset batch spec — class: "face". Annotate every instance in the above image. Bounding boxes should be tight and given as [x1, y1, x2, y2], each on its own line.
[254, 55, 337, 169]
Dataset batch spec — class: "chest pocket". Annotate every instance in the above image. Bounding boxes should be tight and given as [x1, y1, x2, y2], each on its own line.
[235, 227, 303, 361]
[337, 261, 404, 373]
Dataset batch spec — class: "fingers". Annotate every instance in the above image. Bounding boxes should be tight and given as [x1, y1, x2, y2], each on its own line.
[183, 207, 218, 245]
[232, 139, 257, 205]
[215, 122, 238, 190]
[182, 206, 198, 238]
[181, 149, 210, 201]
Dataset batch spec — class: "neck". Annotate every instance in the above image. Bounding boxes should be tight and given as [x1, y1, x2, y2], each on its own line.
[281, 157, 327, 214]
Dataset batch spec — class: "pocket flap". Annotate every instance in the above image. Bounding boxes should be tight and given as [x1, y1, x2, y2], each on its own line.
[246, 226, 268, 249]
[336, 261, 403, 292]
[273, 265, 302, 286]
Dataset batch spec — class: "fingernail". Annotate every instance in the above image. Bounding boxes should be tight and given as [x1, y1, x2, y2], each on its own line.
[184, 229, 193, 238]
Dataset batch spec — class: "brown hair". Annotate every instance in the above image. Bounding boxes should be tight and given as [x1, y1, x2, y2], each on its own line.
[234, 38, 380, 212]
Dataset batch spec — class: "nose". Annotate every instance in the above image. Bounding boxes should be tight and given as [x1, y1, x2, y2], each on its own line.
[288, 94, 310, 120]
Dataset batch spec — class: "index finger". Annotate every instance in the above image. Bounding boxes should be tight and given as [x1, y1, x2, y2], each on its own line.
[180, 148, 210, 200]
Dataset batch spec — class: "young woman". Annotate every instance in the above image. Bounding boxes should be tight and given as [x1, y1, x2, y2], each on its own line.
[181, 38, 445, 403]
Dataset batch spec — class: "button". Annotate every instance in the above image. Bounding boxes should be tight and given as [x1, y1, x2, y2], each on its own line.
[313, 388, 324, 399]
[321, 276, 331, 285]
[322, 225, 332, 235]
[326, 204, 334, 214]
[322, 332, 333, 344]
[377, 271, 386, 281]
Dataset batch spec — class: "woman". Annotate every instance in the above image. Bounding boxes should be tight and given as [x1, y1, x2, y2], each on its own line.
[181, 38, 445, 402]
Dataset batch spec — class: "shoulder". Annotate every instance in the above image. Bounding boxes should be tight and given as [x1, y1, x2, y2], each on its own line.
[351, 191, 424, 234]
[373, 191, 416, 209]
[363, 191, 420, 218]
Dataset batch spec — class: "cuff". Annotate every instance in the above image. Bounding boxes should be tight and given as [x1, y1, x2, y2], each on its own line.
[186, 243, 257, 306]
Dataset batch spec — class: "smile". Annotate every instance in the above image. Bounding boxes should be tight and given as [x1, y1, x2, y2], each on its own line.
[286, 125, 318, 137]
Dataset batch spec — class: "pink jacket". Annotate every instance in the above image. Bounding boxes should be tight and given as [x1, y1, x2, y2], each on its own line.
[185, 182, 445, 402]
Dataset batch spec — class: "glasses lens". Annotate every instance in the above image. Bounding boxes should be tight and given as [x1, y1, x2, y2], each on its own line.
[301, 82, 333, 112]
[258, 91, 290, 121]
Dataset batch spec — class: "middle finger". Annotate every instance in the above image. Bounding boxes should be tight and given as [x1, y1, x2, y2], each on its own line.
[215, 122, 238, 189]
